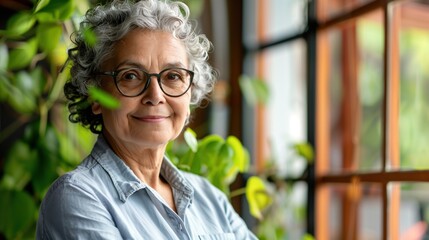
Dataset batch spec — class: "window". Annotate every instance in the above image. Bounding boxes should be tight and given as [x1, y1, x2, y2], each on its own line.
[241, 0, 429, 239]
[242, 0, 311, 238]
[316, 0, 429, 239]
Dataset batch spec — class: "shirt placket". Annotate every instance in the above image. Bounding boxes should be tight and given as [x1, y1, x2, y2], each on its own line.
[145, 187, 191, 240]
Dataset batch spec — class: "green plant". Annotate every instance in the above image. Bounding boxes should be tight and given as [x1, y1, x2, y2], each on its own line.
[166, 128, 272, 220]
[239, 75, 316, 239]
[0, 2, 272, 238]
[255, 143, 315, 240]
[0, 0, 93, 239]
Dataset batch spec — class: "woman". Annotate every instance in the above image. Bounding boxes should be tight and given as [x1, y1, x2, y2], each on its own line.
[36, 0, 257, 239]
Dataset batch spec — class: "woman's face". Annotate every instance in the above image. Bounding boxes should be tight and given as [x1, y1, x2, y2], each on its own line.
[93, 29, 191, 149]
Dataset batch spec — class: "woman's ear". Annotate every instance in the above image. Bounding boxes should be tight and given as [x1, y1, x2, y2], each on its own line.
[92, 102, 102, 115]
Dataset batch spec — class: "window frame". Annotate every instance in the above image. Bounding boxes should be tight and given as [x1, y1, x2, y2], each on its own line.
[237, 0, 429, 239]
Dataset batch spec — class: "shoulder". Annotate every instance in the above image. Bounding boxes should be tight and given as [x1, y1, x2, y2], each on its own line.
[41, 156, 110, 208]
[50, 157, 98, 187]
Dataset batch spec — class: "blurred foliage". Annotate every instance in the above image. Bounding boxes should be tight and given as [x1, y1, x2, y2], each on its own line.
[166, 128, 272, 219]
[239, 75, 270, 105]
[255, 142, 314, 240]
[0, 0, 94, 239]
[239, 72, 314, 239]
[356, 16, 429, 170]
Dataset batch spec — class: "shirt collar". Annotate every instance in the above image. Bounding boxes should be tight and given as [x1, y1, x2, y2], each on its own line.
[90, 135, 194, 203]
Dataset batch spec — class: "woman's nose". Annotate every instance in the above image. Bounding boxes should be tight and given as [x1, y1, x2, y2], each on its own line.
[141, 76, 164, 105]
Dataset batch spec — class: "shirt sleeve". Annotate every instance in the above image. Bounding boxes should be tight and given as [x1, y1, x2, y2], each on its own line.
[217, 188, 259, 240]
[36, 177, 123, 240]
[193, 176, 258, 240]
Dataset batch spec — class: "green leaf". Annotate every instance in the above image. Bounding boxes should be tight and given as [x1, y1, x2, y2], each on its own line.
[198, 134, 224, 148]
[184, 128, 198, 152]
[246, 176, 272, 220]
[293, 142, 314, 163]
[29, 67, 47, 97]
[34, 0, 51, 13]
[239, 75, 270, 105]
[4, 11, 36, 38]
[48, 42, 68, 67]
[36, 0, 75, 20]
[8, 38, 38, 70]
[58, 123, 94, 169]
[200, 136, 224, 167]
[15, 71, 37, 95]
[6, 83, 37, 114]
[83, 27, 97, 47]
[0, 189, 37, 239]
[218, 143, 234, 166]
[0, 74, 11, 100]
[226, 135, 249, 172]
[88, 86, 120, 109]
[1, 140, 37, 190]
[32, 126, 60, 196]
[302, 233, 316, 240]
[37, 23, 62, 53]
[0, 43, 8, 72]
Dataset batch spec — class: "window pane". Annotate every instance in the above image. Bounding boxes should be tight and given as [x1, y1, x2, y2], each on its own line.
[394, 1, 429, 169]
[265, 0, 307, 40]
[327, 183, 382, 240]
[327, 11, 384, 173]
[243, 0, 307, 47]
[389, 182, 429, 239]
[263, 40, 307, 177]
[318, 0, 375, 22]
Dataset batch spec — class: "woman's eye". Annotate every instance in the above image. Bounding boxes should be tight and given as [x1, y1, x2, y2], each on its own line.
[166, 72, 182, 81]
[123, 73, 139, 80]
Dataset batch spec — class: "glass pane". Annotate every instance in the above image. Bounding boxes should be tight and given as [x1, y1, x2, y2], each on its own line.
[394, 1, 429, 169]
[327, 11, 384, 173]
[318, 0, 375, 22]
[327, 183, 382, 240]
[265, 0, 307, 41]
[389, 182, 429, 239]
[263, 40, 307, 178]
[243, 0, 307, 47]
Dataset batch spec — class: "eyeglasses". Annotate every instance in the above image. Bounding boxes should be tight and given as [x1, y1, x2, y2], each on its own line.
[97, 67, 194, 97]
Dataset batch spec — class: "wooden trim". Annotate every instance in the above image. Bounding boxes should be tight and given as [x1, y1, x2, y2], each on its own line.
[319, 1, 384, 30]
[315, 28, 331, 240]
[254, 0, 268, 173]
[318, 0, 410, 30]
[340, 21, 361, 240]
[317, 170, 429, 183]
[340, 23, 360, 173]
[386, 4, 402, 239]
[227, 0, 243, 138]
[400, 2, 429, 30]
[382, 2, 390, 240]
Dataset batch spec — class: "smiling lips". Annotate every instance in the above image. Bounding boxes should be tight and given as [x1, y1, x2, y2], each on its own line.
[132, 115, 169, 123]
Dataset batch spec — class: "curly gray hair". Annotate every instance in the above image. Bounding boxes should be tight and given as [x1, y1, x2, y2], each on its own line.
[64, 0, 216, 133]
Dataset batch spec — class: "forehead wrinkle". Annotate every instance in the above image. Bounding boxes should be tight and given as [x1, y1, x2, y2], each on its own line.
[106, 29, 188, 72]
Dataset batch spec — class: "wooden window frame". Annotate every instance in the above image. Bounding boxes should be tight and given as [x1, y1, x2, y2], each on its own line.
[316, 0, 429, 239]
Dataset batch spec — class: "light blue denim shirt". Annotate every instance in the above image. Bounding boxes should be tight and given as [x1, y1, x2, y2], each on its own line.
[36, 136, 257, 240]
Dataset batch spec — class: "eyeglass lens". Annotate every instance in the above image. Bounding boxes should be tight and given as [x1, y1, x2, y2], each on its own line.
[115, 68, 192, 97]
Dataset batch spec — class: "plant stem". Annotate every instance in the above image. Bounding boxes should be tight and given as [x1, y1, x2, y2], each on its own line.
[230, 187, 246, 198]
[39, 102, 48, 136]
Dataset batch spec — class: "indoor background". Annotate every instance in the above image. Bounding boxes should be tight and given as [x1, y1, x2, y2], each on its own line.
[1, 0, 429, 239]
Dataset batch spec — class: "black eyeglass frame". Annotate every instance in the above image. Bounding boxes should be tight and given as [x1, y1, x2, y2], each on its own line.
[96, 67, 194, 97]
